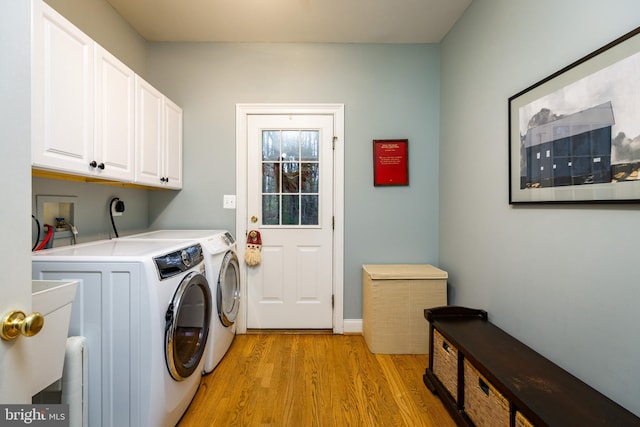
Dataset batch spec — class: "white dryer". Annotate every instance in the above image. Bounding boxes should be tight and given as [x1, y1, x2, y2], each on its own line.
[122, 230, 240, 373]
[32, 239, 212, 427]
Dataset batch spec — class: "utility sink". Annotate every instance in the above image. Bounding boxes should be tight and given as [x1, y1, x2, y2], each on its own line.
[29, 280, 78, 396]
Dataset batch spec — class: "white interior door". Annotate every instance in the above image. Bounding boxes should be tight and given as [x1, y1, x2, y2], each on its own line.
[246, 114, 335, 329]
[1, 0, 33, 404]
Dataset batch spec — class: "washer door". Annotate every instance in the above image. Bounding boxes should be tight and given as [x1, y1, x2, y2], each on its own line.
[165, 271, 212, 381]
[217, 251, 240, 327]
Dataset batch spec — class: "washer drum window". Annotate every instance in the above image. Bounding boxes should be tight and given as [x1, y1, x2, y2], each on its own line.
[165, 271, 212, 381]
[218, 251, 240, 327]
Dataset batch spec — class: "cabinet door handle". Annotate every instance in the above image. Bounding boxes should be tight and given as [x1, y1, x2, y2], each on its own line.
[98, 162, 105, 170]
[89, 161, 97, 168]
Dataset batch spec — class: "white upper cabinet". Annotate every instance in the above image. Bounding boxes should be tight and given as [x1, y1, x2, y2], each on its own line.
[94, 45, 135, 181]
[31, 0, 181, 188]
[32, 0, 95, 175]
[163, 98, 183, 189]
[135, 76, 183, 189]
[134, 77, 164, 186]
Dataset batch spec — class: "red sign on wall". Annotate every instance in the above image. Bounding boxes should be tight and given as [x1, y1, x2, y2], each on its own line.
[373, 139, 409, 186]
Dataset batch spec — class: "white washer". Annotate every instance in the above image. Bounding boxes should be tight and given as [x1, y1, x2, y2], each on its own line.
[32, 239, 212, 427]
[122, 230, 240, 373]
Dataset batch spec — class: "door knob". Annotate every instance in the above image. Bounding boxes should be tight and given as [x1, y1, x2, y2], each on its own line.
[251, 216, 258, 223]
[0, 311, 45, 341]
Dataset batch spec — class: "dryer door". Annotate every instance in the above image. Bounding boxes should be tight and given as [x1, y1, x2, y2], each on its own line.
[217, 251, 240, 327]
[165, 271, 212, 381]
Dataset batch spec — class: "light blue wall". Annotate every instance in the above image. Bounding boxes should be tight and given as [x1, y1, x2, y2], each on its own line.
[145, 42, 442, 319]
[440, 0, 640, 416]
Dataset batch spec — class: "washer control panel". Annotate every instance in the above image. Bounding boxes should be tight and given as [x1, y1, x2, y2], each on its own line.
[154, 244, 204, 280]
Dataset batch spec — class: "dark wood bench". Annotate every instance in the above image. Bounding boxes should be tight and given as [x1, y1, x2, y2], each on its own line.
[423, 306, 640, 427]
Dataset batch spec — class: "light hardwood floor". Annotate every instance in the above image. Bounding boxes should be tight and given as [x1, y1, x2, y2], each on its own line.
[178, 333, 456, 426]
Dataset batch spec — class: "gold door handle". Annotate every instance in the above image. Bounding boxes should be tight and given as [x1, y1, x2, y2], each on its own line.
[1, 311, 45, 341]
[251, 216, 258, 223]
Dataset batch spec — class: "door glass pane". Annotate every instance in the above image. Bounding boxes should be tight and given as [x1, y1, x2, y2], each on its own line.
[301, 195, 318, 225]
[262, 131, 281, 161]
[262, 195, 279, 225]
[261, 129, 319, 226]
[301, 163, 318, 193]
[301, 131, 319, 161]
[282, 162, 299, 193]
[282, 131, 299, 161]
[282, 195, 299, 225]
[262, 163, 279, 193]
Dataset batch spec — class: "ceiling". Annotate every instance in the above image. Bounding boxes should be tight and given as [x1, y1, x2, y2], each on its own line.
[104, 0, 472, 44]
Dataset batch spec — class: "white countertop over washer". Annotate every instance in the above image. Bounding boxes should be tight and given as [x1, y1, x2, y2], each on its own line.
[32, 238, 201, 260]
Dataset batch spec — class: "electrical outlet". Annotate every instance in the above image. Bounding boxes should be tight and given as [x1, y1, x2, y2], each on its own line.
[111, 204, 122, 216]
[111, 198, 125, 216]
[223, 195, 236, 209]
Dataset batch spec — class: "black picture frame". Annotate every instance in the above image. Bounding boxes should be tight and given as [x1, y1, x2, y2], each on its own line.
[509, 26, 640, 204]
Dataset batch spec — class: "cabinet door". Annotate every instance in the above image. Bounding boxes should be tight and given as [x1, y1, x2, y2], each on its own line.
[134, 76, 164, 186]
[94, 45, 135, 181]
[32, 0, 94, 175]
[163, 98, 183, 189]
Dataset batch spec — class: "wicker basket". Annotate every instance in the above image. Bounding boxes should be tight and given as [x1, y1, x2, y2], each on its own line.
[516, 411, 534, 427]
[463, 359, 510, 427]
[432, 330, 458, 401]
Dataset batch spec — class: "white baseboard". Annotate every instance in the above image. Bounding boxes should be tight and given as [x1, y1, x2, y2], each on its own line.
[343, 319, 362, 334]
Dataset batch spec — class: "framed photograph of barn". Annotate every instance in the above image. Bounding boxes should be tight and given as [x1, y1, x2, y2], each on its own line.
[509, 25, 640, 204]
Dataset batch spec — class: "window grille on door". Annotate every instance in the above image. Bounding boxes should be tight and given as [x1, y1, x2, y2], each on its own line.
[261, 129, 320, 226]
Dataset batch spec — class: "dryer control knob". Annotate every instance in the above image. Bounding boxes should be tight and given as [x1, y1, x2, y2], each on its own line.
[181, 250, 192, 267]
